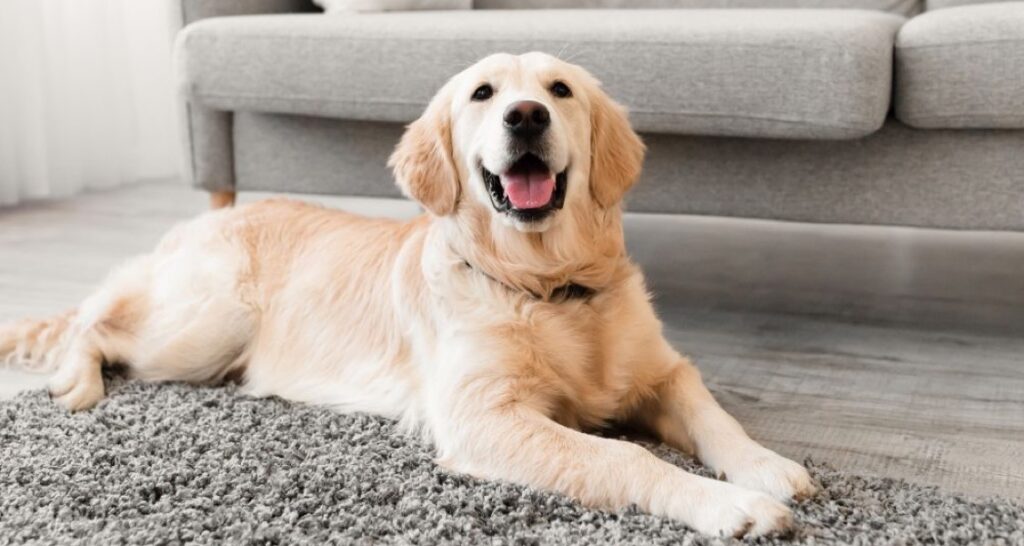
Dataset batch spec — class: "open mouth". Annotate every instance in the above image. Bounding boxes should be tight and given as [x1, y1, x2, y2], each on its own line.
[482, 153, 568, 222]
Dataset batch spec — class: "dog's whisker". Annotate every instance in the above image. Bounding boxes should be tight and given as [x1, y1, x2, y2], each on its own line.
[560, 49, 587, 65]
[554, 43, 570, 61]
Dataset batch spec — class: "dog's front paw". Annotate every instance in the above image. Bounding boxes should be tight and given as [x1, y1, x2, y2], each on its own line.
[685, 480, 793, 538]
[718, 448, 816, 503]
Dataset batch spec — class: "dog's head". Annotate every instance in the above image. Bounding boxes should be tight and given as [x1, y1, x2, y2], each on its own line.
[389, 53, 645, 233]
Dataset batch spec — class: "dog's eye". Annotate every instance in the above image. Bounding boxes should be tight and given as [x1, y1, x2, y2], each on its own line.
[471, 84, 493, 102]
[550, 81, 572, 98]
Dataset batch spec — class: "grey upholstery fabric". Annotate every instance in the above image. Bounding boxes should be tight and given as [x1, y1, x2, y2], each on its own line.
[233, 113, 1024, 230]
[639, 122, 1024, 229]
[474, 0, 921, 15]
[234, 115, 401, 198]
[925, 0, 1016, 9]
[895, 3, 1024, 128]
[178, 104, 234, 190]
[315, 0, 472, 11]
[174, 0, 318, 189]
[178, 0, 317, 25]
[176, 10, 903, 140]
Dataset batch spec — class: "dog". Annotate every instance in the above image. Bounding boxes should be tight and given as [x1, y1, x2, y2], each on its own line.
[0, 52, 814, 537]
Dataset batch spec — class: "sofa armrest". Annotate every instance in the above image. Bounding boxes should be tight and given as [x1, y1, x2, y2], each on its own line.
[179, 0, 317, 26]
[173, 0, 318, 194]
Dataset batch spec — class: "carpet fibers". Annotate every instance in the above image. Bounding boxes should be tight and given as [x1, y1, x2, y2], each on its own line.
[1, 378, 1021, 545]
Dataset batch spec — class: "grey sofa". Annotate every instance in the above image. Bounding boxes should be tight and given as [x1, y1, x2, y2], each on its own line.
[173, 0, 1024, 230]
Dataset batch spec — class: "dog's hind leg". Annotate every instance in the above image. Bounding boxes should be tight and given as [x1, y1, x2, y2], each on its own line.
[127, 290, 254, 386]
[0, 309, 108, 411]
[46, 332, 108, 411]
[4, 249, 252, 411]
[3, 211, 259, 411]
[42, 257, 154, 411]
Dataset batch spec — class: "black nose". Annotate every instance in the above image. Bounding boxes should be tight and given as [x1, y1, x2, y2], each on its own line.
[503, 100, 550, 139]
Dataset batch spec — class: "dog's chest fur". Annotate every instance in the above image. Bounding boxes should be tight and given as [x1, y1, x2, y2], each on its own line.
[432, 261, 669, 432]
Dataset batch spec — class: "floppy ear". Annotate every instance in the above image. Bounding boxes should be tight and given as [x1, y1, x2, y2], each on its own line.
[388, 86, 460, 216]
[588, 87, 645, 209]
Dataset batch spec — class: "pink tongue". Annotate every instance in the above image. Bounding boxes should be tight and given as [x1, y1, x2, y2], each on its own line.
[502, 172, 555, 209]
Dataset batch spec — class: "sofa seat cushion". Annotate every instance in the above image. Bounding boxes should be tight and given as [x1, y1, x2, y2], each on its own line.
[176, 10, 903, 139]
[895, 3, 1024, 128]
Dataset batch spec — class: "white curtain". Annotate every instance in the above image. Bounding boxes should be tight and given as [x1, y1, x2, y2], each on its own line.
[0, 0, 180, 206]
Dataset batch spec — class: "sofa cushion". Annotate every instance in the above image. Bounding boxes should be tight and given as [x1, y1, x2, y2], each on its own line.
[176, 10, 903, 139]
[895, 3, 1024, 128]
[474, 0, 921, 16]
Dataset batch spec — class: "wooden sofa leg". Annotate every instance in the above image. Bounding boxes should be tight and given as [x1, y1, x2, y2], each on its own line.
[209, 190, 236, 209]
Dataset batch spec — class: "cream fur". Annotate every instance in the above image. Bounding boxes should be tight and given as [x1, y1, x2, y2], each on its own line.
[0, 53, 814, 538]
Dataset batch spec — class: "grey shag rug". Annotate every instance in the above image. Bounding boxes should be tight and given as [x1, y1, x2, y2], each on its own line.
[1, 378, 1021, 546]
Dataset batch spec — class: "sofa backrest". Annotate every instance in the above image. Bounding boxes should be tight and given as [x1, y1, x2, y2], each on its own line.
[180, 0, 318, 25]
[925, 0, 1008, 9]
[473, 0, 921, 15]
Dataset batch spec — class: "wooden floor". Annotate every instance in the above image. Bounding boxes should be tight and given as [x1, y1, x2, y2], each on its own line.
[1, 180, 1021, 499]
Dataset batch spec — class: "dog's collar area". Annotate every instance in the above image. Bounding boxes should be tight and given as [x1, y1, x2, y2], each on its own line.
[462, 260, 595, 302]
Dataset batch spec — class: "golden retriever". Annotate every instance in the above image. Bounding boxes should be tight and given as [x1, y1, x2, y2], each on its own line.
[1, 52, 814, 537]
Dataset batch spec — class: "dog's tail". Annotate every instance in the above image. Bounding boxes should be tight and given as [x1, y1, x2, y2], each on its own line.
[0, 309, 76, 373]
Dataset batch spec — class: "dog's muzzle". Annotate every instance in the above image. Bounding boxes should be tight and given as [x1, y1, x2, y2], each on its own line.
[482, 153, 567, 223]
